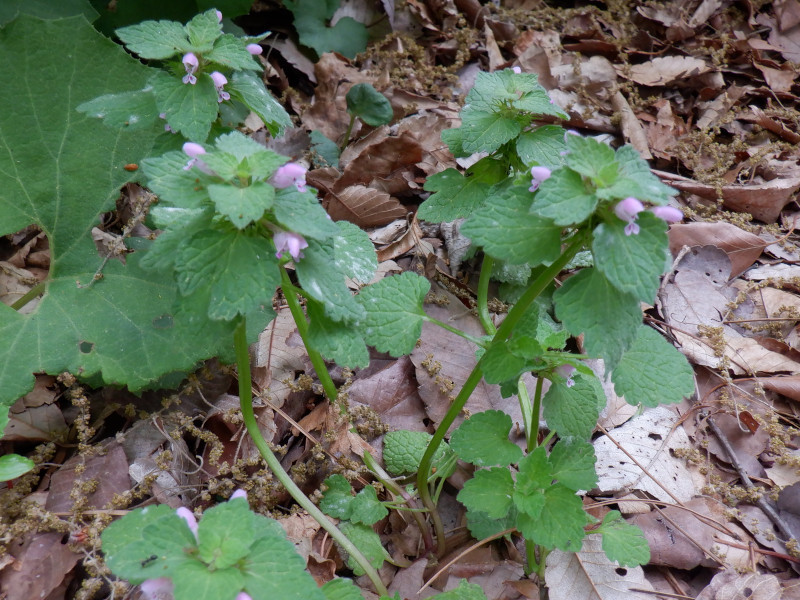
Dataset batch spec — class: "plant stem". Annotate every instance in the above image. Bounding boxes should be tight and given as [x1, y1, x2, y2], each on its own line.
[477, 255, 496, 336]
[280, 267, 339, 403]
[10, 282, 45, 311]
[416, 231, 589, 556]
[525, 538, 538, 576]
[423, 315, 487, 346]
[537, 547, 550, 600]
[340, 113, 357, 152]
[234, 318, 388, 596]
[529, 376, 544, 451]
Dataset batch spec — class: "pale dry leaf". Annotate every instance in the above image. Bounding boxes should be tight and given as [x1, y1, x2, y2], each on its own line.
[744, 263, 800, 281]
[622, 56, 711, 86]
[594, 406, 701, 503]
[667, 222, 767, 277]
[587, 359, 638, 429]
[254, 309, 306, 408]
[610, 91, 651, 159]
[696, 570, 782, 600]
[545, 534, 655, 600]
[696, 86, 747, 130]
[688, 0, 724, 27]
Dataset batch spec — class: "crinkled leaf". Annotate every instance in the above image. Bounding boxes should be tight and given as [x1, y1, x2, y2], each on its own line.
[295, 240, 364, 323]
[208, 182, 274, 228]
[333, 221, 377, 283]
[383, 430, 455, 477]
[541, 372, 606, 439]
[554, 268, 642, 369]
[565, 135, 617, 185]
[611, 326, 695, 407]
[513, 448, 551, 518]
[592, 212, 668, 302]
[307, 299, 369, 368]
[142, 151, 217, 209]
[430, 580, 488, 600]
[322, 578, 364, 600]
[0, 454, 34, 481]
[197, 499, 256, 569]
[76, 88, 160, 131]
[515, 300, 568, 350]
[597, 511, 650, 567]
[465, 70, 566, 119]
[465, 507, 517, 541]
[356, 272, 429, 356]
[548, 439, 597, 491]
[479, 336, 544, 385]
[115, 19, 190, 59]
[176, 228, 280, 320]
[516, 125, 568, 168]
[338, 522, 389, 576]
[320, 474, 355, 520]
[350, 485, 389, 526]
[273, 188, 340, 240]
[229, 70, 292, 137]
[458, 467, 515, 519]
[461, 187, 562, 266]
[152, 71, 218, 141]
[450, 410, 523, 467]
[141, 210, 214, 271]
[346, 83, 393, 127]
[598, 145, 676, 204]
[532, 168, 598, 226]
[418, 159, 506, 221]
[460, 110, 521, 155]
[516, 484, 587, 551]
[207, 34, 262, 71]
[172, 561, 243, 600]
[185, 9, 222, 53]
[241, 515, 325, 600]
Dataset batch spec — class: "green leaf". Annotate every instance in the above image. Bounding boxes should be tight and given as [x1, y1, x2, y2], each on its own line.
[333, 221, 377, 283]
[0, 454, 34, 481]
[101, 505, 197, 583]
[532, 168, 598, 226]
[541, 372, 606, 439]
[565, 135, 617, 184]
[356, 272, 429, 356]
[310, 130, 340, 168]
[206, 34, 262, 71]
[283, 0, 369, 59]
[307, 299, 369, 368]
[450, 410, 523, 467]
[338, 522, 389, 576]
[513, 448, 551, 518]
[152, 71, 219, 142]
[0, 16, 241, 418]
[382, 430, 455, 477]
[458, 467, 515, 519]
[465, 70, 565, 119]
[176, 228, 280, 320]
[185, 9, 222, 52]
[76, 88, 160, 131]
[172, 561, 243, 600]
[320, 474, 355, 520]
[598, 145, 676, 204]
[322, 578, 364, 600]
[141, 151, 217, 209]
[0, 0, 97, 25]
[418, 162, 500, 222]
[229, 70, 292, 137]
[465, 508, 517, 541]
[611, 325, 695, 407]
[273, 188, 340, 241]
[515, 300, 568, 350]
[548, 439, 597, 490]
[346, 83, 393, 127]
[592, 212, 668, 302]
[516, 126, 568, 168]
[241, 515, 325, 600]
[207, 182, 274, 228]
[554, 268, 642, 369]
[479, 336, 543, 385]
[295, 240, 364, 323]
[597, 511, 650, 566]
[429, 580, 488, 600]
[115, 18, 190, 59]
[516, 484, 587, 551]
[461, 187, 562, 266]
[460, 110, 522, 155]
[196, 499, 256, 570]
[350, 485, 389, 526]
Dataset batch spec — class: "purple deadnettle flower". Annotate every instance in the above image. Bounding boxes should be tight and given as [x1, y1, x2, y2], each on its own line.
[246, 43, 263, 55]
[271, 162, 308, 193]
[140, 577, 174, 600]
[210, 71, 230, 103]
[556, 364, 576, 388]
[274, 231, 308, 261]
[182, 142, 211, 172]
[176, 507, 199, 538]
[529, 166, 552, 192]
[511, 66, 522, 74]
[215, 9, 223, 22]
[182, 52, 199, 85]
[614, 196, 645, 236]
[230, 489, 248, 500]
[650, 205, 683, 223]
[235, 593, 253, 600]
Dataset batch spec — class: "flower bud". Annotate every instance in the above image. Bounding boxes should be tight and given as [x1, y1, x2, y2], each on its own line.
[650, 205, 683, 223]
[215, 9, 222, 22]
[230, 489, 248, 500]
[246, 43, 263, 55]
[176, 507, 198, 537]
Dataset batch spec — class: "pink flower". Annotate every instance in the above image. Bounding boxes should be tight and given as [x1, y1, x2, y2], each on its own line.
[511, 66, 522, 74]
[235, 593, 253, 600]
[274, 231, 308, 261]
[528, 166, 552, 192]
[230, 489, 248, 500]
[182, 52, 199, 85]
[271, 162, 307, 193]
[140, 577, 174, 600]
[215, 9, 222, 22]
[182, 142, 213, 173]
[210, 71, 230, 103]
[176, 507, 199, 538]
[650, 205, 683, 223]
[158, 112, 174, 133]
[556, 364, 576, 388]
[246, 43, 263, 55]
[614, 197, 644, 236]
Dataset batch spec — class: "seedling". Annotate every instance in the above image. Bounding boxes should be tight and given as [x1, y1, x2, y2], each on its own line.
[341, 82, 394, 150]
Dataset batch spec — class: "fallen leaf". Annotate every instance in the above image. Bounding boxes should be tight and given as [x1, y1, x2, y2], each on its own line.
[696, 570, 782, 600]
[324, 184, 408, 227]
[0, 532, 80, 600]
[668, 222, 767, 277]
[622, 56, 711, 86]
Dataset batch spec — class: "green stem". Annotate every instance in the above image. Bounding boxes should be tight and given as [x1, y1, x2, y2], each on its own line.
[417, 231, 589, 556]
[529, 376, 545, 451]
[525, 538, 538, 576]
[280, 267, 339, 403]
[476, 255, 496, 336]
[423, 315, 487, 347]
[340, 113, 357, 152]
[537, 547, 550, 600]
[234, 319, 388, 596]
[10, 281, 45, 311]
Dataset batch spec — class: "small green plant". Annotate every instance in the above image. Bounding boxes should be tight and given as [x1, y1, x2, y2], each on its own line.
[282, 0, 369, 60]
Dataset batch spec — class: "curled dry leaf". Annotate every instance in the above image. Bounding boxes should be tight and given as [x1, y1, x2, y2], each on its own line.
[324, 184, 407, 227]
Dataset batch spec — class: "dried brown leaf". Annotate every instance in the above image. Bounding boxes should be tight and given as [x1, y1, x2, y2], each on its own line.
[622, 56, 711, 86]
[324, 185, 407, 227]
[668, 222, 767, 277]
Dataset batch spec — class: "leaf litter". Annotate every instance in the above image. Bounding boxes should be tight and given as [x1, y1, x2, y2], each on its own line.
[4, 1, 800, 599]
